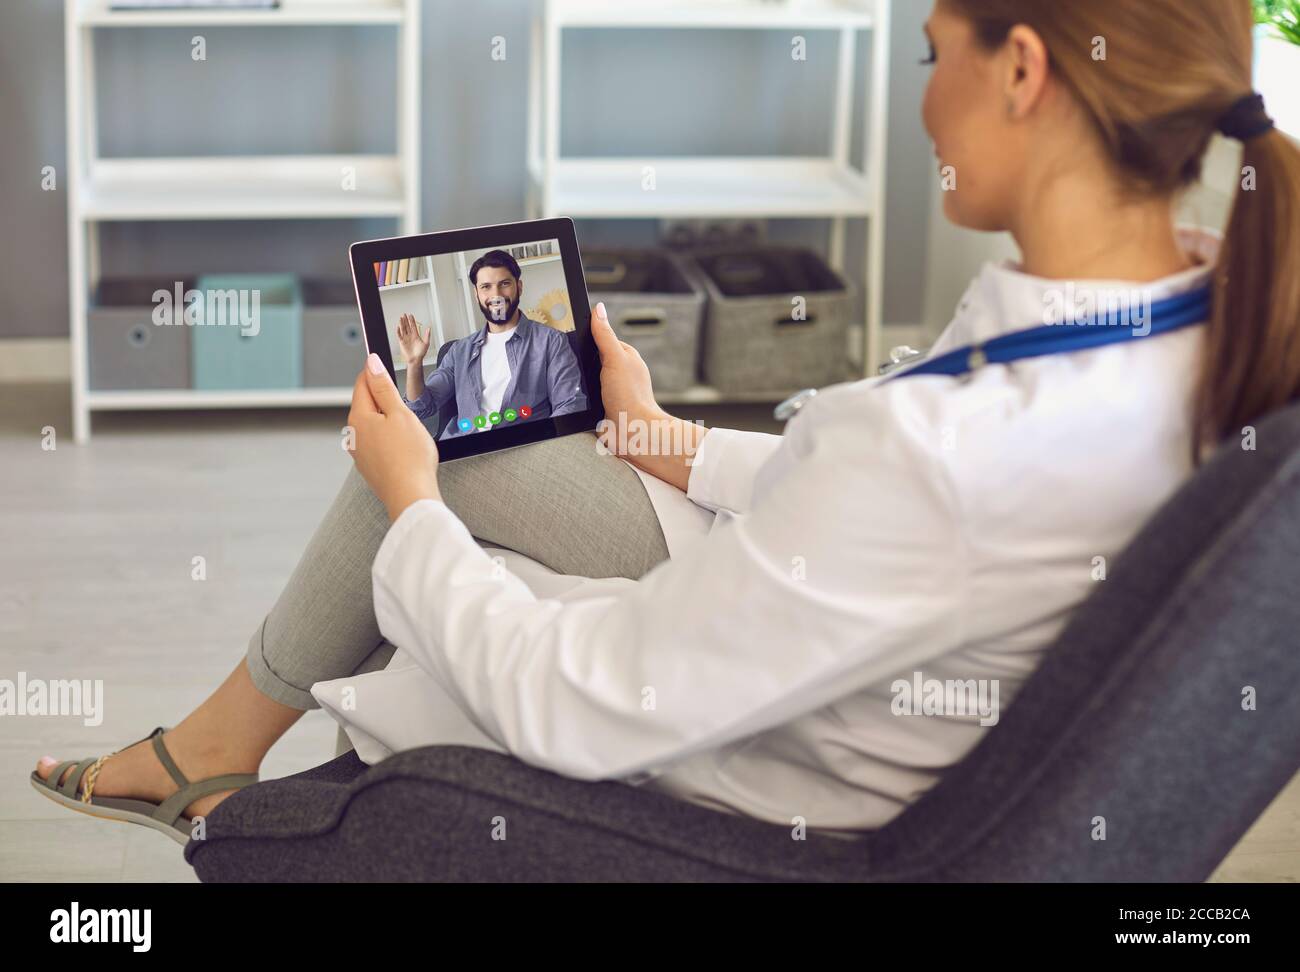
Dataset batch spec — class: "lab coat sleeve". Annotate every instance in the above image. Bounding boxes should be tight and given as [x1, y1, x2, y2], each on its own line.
[684, 427, 784, 515]
[369, 382, 966, 781]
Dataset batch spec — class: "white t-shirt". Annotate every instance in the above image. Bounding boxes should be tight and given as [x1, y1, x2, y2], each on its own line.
[479, 329, 513, 418]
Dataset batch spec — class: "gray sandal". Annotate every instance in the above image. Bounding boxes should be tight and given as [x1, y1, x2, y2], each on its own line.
[29, 727, 257, 846]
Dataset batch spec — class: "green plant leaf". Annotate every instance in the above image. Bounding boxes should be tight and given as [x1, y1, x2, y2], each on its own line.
[1257, 0, 1300, 46]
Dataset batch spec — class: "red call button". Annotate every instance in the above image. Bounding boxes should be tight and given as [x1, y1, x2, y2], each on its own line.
[518, 405, 533, 419]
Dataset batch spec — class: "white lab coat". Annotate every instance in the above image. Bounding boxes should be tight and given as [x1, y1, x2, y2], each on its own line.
[312, 228, 1220, 833]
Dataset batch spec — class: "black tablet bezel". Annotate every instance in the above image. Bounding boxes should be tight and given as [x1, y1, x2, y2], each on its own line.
[350, 217, 602, 463]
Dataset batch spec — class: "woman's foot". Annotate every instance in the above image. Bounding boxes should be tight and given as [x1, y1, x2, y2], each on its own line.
[34, 660, 304, 825]
[33, 727, 251, 820]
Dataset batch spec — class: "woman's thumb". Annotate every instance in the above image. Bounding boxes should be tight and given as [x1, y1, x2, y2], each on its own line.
[591, 302, 619, 359]
[365, 353, 403, 414]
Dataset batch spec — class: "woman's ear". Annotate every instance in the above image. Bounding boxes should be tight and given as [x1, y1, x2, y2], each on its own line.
[1003, 24, 1051, 121]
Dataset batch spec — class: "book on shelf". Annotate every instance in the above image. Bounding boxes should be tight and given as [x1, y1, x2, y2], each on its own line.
[375, 258, 428, 289]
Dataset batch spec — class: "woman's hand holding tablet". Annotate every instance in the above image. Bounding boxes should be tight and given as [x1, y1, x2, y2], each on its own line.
[347, 354, 442, 522]
[589, 302, 708, 494]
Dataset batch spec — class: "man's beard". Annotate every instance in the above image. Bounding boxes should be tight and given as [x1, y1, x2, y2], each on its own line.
[479, 294, 520, 325]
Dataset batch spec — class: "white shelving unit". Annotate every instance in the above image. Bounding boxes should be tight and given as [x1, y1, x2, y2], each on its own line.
[378, 254, 446, 361]
[65, 0, 421, 441]
[526, 0, 892, 404]
[77, 0, 407, 27]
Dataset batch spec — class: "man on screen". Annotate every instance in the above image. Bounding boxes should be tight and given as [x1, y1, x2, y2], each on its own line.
[396, 249, 587, 439]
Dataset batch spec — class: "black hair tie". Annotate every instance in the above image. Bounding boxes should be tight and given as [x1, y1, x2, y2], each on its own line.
[1217, 92, 1275, 142]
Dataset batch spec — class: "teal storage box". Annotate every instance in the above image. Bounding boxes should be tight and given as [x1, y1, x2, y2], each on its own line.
[192, 273, 303, 390]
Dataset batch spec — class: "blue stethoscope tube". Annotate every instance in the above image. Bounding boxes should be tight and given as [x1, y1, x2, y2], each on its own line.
[772, 285, 1211, 421]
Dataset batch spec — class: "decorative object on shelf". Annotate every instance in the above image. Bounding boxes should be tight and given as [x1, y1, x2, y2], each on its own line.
[584, 248, 707, 392]
[302, 278, 365, 388]
[87, 278, 194, 391]
[527, 288, 574, 332]
[378, 256, 429, 289]
[507, 240, 557, 261]
[692, 245, 855, 393]
[191, 273, 303, 391]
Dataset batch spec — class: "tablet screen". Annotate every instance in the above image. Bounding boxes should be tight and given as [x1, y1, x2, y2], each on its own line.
[353, 219, 600, 462]
[358, 231, 595, 462]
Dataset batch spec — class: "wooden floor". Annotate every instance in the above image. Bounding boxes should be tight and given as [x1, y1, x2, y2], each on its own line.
[0, 383, 1294, 882]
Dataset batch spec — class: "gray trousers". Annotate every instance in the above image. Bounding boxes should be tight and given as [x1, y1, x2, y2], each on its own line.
[245, 432, 671, 712]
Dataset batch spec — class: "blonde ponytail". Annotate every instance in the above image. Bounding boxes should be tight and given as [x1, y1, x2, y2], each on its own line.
[1196, 126, 1300, 452]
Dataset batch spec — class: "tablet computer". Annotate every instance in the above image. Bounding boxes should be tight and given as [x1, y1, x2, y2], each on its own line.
[350, 217, 602, 462]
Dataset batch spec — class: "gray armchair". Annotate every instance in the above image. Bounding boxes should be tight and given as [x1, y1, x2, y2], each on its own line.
[186, 404, 1300, 882]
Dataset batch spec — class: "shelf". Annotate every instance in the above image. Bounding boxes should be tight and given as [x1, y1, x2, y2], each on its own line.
[66, 2, 422, 440]
[75, 1, 405, 28]
[84, 386, 798, 411]
[379, 278, 431, 292]
[78, 156, 407, 221]
[657, 386, 801, 405]
[548, 0, 874, 30]
[532, 158, 873, 218]
[86, 387, 353, 411]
